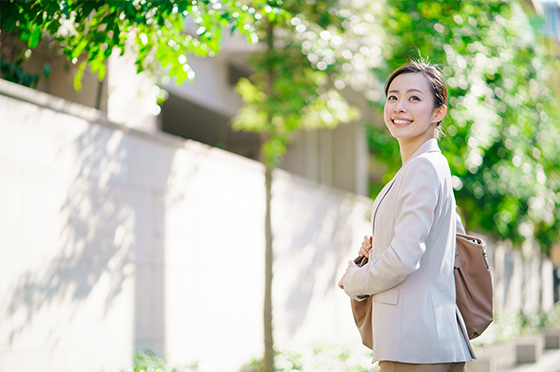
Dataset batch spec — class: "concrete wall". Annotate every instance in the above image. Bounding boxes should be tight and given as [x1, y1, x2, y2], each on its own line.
[0, 79, 370, 372]
[489, 240, 555, 315]
[280, 122, 369, 196]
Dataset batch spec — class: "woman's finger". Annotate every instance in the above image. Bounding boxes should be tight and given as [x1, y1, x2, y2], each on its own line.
[360, 246, 369, 258]
[358, 245, 368, 257]
[359, 236, 372, 257]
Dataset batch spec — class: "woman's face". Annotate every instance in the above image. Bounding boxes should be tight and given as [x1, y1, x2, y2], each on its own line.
[384, 72, 445, 143]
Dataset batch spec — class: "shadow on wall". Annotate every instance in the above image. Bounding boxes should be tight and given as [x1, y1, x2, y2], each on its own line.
[273, 177, 370, 341]
[7, 110, 172, 361]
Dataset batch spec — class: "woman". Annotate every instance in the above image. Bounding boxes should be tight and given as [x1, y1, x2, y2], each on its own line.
[338, 61, 474, 372]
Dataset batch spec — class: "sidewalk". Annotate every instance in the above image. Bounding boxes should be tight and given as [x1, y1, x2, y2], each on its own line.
[509, 349, 560, 372]
[469, 333, 560, 372]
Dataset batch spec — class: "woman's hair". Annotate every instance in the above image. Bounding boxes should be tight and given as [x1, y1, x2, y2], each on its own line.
[384, 60, 448, 137]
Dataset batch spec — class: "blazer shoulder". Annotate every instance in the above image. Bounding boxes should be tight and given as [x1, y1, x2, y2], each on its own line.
[397, 153, 447, 194]
[415, 149, 446, 162]
[404, 153, 441, 177]
[409, 151, 450, 176]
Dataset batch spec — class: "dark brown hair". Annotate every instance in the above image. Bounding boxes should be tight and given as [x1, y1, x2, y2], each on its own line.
[384, 60, 448, 127]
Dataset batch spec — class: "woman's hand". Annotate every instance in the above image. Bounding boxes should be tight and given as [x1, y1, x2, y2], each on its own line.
[338, 236, 372, 290]
[338, 260, 358, 289]
[359, 235, 373, 258]
[338, 274, 345, 290]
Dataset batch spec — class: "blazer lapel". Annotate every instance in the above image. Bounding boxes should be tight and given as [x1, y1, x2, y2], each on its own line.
[371, 178, 396, 235]
[371, 138, 441, 234]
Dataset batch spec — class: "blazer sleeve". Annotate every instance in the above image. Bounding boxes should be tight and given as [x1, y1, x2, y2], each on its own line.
[343, 157, 440, 299]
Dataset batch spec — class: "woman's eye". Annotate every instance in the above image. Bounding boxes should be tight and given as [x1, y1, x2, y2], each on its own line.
[387, 95, 397, 101]
[410, 96, 420, 101]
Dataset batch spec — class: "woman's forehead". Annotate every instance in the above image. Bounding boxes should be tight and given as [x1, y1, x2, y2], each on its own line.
[388, 72, 431, 93]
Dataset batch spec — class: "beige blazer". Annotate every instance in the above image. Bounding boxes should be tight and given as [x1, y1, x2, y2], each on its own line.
[343, 139, 475, 363]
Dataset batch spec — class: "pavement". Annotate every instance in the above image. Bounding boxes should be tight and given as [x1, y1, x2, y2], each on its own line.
[469, 335, 560, 372]
[510, 349, 560, 372]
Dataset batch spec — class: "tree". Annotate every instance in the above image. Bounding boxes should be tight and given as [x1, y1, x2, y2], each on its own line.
[0, 1, 364, 371]
[232, 1, 363, 368]
[0, 0, 261, 88]
[366, 0, 560, 254]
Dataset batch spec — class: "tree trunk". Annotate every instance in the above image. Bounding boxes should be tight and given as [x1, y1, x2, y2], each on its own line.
[262, 19, 276, 372]
[263, 150, 274, 372]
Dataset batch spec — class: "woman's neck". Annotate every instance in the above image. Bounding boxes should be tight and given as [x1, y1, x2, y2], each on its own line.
[398, 136, 435, 164]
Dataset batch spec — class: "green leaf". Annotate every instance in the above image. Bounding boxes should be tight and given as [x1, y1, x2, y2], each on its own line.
[73, 61, 87, 91]
[29, 25, 42, 49]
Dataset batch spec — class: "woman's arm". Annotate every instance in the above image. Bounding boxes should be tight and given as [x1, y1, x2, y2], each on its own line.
[342, 157, 439, 299]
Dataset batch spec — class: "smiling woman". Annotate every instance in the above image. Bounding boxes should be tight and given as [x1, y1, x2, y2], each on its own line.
[383, 61, 448, 164]
[339, 60, 473, 372]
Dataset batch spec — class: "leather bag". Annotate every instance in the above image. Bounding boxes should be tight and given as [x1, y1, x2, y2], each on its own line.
[350, 255, 373, 349]
[454, 233, 493, 339]
[350, 233, 493, 350]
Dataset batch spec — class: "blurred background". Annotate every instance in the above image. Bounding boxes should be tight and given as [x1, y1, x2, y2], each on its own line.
[1, 0, 560, 371]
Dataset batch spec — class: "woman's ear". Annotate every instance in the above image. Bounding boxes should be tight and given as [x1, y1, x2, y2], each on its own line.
[433, 104, 447, 124]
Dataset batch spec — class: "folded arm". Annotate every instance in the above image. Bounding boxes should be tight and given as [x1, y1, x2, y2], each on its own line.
[343, 158, 439, 300]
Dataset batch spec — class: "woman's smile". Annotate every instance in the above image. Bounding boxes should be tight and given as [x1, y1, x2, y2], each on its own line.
[392, 117, 414, 127]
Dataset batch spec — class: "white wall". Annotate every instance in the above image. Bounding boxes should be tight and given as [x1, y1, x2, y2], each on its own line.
[489, 240, 555, 315]
[0, 79, 370, 372]
[106, 52, 160, 132]
[281, 122, 369, 196]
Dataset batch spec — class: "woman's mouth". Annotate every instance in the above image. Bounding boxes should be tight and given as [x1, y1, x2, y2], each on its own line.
[392, 118, 413, 127]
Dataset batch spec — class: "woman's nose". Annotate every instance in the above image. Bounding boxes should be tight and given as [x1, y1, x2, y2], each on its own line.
[394, 100, 407, 112]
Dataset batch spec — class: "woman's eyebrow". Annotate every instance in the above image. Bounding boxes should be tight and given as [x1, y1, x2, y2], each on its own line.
[388, 88, 424, 94]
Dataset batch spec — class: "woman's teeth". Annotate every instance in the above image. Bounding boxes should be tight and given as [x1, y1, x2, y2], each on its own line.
[393, 119, 412, 125]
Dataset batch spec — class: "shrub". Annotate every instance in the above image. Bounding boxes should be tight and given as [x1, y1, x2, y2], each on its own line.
[102, 351, 199, 372]
[239, 345, 378, 372]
